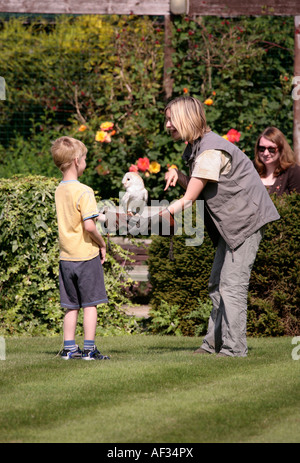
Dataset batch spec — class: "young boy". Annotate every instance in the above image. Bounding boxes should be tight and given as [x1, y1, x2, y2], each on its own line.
[51, 136, 109, 360]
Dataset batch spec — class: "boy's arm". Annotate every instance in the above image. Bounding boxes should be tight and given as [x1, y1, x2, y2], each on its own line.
[83, 218, 106, 264]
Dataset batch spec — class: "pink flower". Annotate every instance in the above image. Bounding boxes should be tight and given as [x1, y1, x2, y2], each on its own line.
[137, 157, 150, 172]
[129, 164, 138, 172]
[226, 129, 241, 143]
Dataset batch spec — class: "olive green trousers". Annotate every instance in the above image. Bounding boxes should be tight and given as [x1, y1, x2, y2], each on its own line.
[201, 227, 264, 357]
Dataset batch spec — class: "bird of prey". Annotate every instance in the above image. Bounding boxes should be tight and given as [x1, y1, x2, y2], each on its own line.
[121, 172, 148, 215]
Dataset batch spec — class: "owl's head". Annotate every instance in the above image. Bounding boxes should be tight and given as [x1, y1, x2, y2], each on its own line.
[122, 172, 145, 189]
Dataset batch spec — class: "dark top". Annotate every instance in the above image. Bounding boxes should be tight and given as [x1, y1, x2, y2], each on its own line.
[266, 164, 300, 196]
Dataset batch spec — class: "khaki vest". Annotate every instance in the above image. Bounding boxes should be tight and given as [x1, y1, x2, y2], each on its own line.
[184, 131, 280, 249]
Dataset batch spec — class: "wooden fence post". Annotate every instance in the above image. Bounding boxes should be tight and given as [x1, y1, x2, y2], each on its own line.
[163, 15, 174, 100]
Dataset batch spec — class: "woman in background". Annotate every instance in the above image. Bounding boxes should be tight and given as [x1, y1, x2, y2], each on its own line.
[254, 126, 300, 195]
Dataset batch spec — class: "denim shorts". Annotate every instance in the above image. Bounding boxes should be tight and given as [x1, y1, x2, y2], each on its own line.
[59, 255, 108, 309]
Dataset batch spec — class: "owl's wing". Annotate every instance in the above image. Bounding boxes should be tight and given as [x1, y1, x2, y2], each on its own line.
[143, 188, 148, 204]
[121, 191, 130, 211]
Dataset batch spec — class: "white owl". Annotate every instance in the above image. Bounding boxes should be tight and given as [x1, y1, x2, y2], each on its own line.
[121, 172, 148, 215]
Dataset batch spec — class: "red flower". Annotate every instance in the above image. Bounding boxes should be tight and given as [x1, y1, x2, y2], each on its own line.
[226, 129, 241, 143]
[137, 157, 150, 172]
[129, 164, 138, 172]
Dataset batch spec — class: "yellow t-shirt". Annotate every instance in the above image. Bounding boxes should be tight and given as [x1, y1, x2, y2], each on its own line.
[55, 180, 100, 261]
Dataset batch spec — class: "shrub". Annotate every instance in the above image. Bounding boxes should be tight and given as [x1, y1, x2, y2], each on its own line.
[184, 298, 212, 337]
[0, 175, 139, 336]
[148, 300, 182, 336]
[148, 231, 214, 336]
[170, 15, 294, 151]
[148, 193, 300, 336]
[248, 192, 300, 336]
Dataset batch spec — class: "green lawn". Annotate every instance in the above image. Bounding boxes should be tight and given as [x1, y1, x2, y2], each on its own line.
[0, 335, 299, 443]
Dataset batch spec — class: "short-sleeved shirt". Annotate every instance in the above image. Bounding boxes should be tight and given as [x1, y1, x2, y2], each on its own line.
[190, 149, 232, 181]
[55, 180, 99, 261]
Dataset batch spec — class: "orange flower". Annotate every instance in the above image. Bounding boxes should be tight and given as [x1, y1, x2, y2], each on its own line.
[183, 87, 188, 94]
[100, 121, 114, 131]
[204, 98, 213, 106]
[137, 157, 150, 172]
[95, 130, 111, 143]
[78, 124, 87, 132]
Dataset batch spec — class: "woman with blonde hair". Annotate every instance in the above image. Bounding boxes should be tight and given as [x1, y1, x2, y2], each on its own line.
[163, 96, 279, 357]
[254, 126, 300, 195]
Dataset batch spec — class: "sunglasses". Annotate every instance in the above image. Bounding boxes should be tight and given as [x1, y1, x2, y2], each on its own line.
[258, 146, 277, 154]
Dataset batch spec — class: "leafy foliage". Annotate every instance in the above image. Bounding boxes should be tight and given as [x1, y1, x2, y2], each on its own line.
[171, 15, 294, 151]
[0, 14, 294, 201]
[248, 192, 300, 336]
[184, 298, 212, 337]
[148, 300, 182, 336]
[148, 232, 215, 336]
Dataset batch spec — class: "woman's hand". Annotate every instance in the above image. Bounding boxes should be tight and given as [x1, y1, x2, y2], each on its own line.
[164, 168, 178, 191]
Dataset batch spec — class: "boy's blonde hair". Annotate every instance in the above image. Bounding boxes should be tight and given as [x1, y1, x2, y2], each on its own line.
[51, 136, 87, 172]
[165, 96, 210, 143]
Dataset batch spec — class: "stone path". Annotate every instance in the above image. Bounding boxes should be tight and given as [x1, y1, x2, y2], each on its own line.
[122, 304, 151, 318]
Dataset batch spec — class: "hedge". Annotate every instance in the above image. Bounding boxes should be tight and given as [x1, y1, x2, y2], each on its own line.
[148, 193, 300, 337]
[0, 175, 139, 336]
[1, 177, 299, 337]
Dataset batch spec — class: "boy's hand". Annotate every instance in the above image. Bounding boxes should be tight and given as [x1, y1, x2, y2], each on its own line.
[83, 218, 107, 263]
[99, 245, 106, 264]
